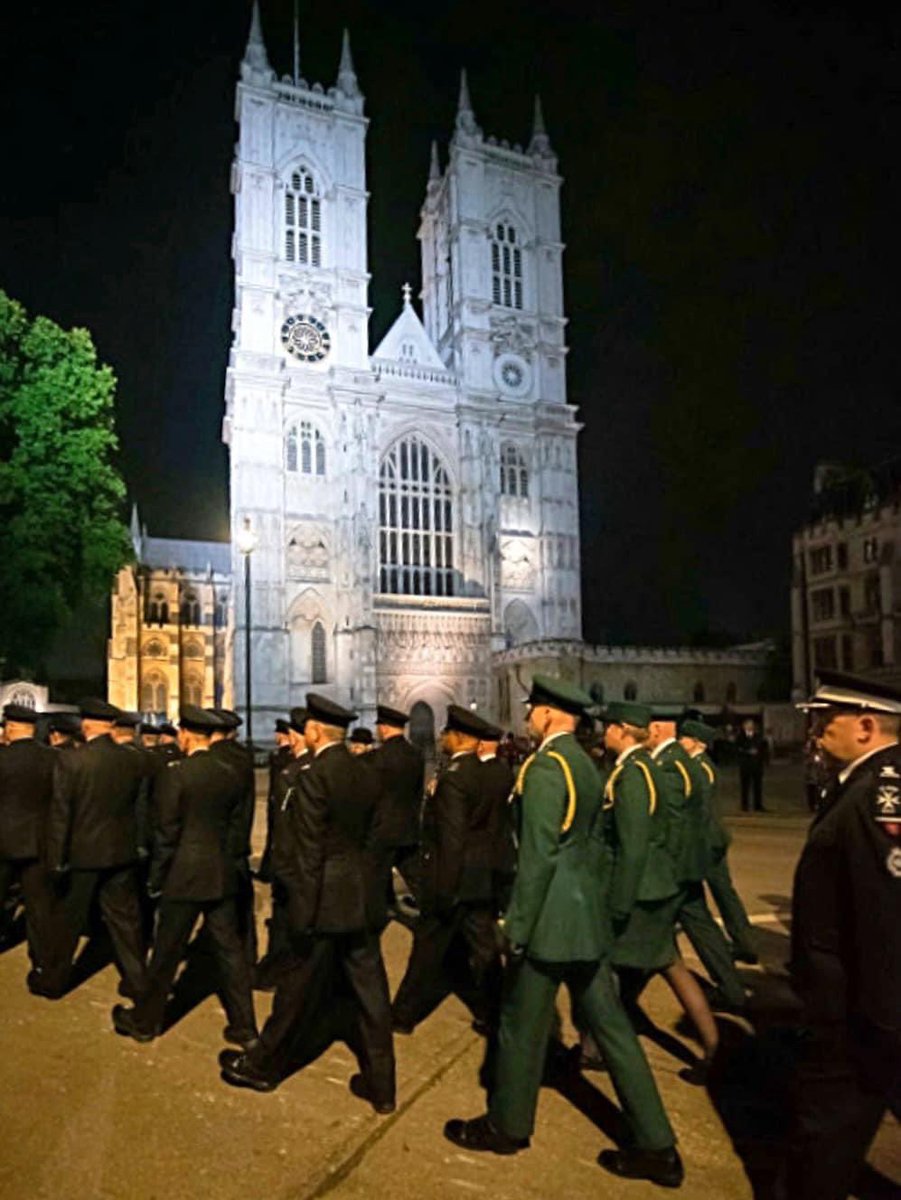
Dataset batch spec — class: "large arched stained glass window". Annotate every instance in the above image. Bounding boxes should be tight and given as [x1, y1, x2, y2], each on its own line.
[379, 436, 454, 597]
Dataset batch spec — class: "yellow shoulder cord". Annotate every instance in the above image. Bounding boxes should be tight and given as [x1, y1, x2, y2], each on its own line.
[674, 758, 692, 798]
[633, 759, 658, 815]
[603, 763, 623, 809]
[701, 760, 715, 784]
[514, 753, 536, 796]
[546, 750, 578, 834]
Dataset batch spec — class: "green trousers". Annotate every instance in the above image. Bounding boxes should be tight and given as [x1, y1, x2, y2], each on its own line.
[706, 853, 756, 959]
[489, 956, 675, 1149]
[677, 883, 746, 1006]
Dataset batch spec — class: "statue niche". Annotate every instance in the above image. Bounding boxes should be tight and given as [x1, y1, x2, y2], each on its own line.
[287, 523, 330, 582]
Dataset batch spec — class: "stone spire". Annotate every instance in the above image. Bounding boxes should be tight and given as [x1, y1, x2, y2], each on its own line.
[528, 94, 553, 156]
[428, 141, 440, 182]
[454, 69, 481, 139]
[336, 28, 360, 97]
[292, 0, 301, 86]
[241, 1, 274, 84]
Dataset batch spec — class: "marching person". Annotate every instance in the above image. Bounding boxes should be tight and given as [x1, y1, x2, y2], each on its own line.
[445, 676, 683, 1189]
[112, 706, 258, 1047]
[39, 698, 147, 999]
[476, 722, 516, 914]
[209, 709, 257, 967]
[0, 704, 56, 972]
[258, 717, 292, 887]
[782, 670, 901, 1200]
[679, 719, 758, 966]
[367, 704, 424, 916]
[220, 694, 395, 1114]
[47, 713, 83, 751]
[391, 705, 503, 1035]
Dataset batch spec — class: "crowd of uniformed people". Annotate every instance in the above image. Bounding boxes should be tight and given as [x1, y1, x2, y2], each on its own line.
[0, 667, 898, 1197]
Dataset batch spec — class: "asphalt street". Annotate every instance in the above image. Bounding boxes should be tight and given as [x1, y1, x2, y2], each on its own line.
[0, 761, 898, 1200]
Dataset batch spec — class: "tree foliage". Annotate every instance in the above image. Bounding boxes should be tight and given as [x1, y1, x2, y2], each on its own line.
[0, 290, 131, 676]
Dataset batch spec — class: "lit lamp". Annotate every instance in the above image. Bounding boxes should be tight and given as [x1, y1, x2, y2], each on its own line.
[236, 516, 257, 751]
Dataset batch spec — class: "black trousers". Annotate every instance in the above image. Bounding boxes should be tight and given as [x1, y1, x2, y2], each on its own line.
[235, 868, 258, 967]
[739, 765, 764, 810]
[45, 865, 146, 994]
[785, 1023, 899, 1200]
[0, 857, 54, 969]
[391, 903, 501, 1029]
[253, 930, 395, 1105]
[136, 896, 257, 1034]
[259, 879, 292, 968]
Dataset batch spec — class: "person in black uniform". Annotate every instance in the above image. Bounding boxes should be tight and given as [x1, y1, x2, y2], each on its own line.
[348, 727, 375, 756]
[367, 704, 425, 915]
[258, 718, 292, 886]
[39, 698, 147, 999]
[47, 713, 84, 750]
[255, 708, 310, 987]
[110, 711, 142, 746]
[209, 708, 257, 967]
[139, 721, 160, 750]
[477, 723, 516, 913]
[156, 724, 181, 758]
[783, 670, 901, 1200]
[112, 706, 258, 1046]
[220, 694, 395, 1114]
[0, 704, 56, 972]
[391, 706, 503, 1034]
[736, 717, 768, 812]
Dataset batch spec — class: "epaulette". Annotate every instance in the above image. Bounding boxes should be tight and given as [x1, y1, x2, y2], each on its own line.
[700, 760, 715, 784]
[674, 758, 691, 798]
[604, 755, 657, 814]
[515, 750, 577, 834]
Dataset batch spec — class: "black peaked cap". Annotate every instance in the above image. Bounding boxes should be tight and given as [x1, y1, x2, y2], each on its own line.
[376, 704, 409, 728]
[78, 697, 121, 721]
[444, 705, 492, 738]
[305, 693, 357, 729]
[3, 703, 39, 724]
[180, 705, 225, 734]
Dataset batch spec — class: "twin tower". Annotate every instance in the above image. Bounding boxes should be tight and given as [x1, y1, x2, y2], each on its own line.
[225, 3, 582, 739]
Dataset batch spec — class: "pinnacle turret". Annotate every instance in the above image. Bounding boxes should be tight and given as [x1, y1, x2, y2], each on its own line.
[428, 141, 440, 183]
[454, 69, 481, 139]
[528, 94, 553, 157]
[241, 1, 274, 84]
[336, 28, 360, 98]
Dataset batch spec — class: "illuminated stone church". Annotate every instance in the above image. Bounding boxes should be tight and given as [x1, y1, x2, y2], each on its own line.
[225, 4, 582, 735]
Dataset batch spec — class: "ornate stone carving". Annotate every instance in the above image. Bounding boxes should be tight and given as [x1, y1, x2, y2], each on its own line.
[278, 278, 333, 323]
[500, 538, 536, 591]
[287, 523, 330, 581]
[489, 315, 535, 361]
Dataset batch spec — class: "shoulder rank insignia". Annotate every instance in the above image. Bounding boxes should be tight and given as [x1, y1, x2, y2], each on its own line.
[874, 784, 901, 821]
[878, 763, 900, 780]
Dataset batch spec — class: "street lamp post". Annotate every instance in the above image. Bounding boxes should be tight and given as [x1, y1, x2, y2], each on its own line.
[236, 517, 258, 754]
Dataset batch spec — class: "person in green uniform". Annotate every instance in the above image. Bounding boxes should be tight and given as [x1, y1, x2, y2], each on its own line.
[444, 676, 683, 1190]
[679, 720, 757, 966]
[602, 704, 732, 1084]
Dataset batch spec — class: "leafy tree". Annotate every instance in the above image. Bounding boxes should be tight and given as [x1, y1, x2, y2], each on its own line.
[0, 290, 131, 676]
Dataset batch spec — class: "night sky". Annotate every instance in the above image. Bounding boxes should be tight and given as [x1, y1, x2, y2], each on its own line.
[2, 0, 899, 647]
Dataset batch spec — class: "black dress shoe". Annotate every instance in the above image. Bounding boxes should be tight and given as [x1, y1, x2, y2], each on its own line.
[443, 1114, 529, 1155]
[598, 1146, 684, 1188]
[219, 1050, 279, 1093]
[223, 1024, 261, 1051]
[349, 1073, 396, 1115]
[112, 1004, 159, 1043]
[26, 969, 64, 1000]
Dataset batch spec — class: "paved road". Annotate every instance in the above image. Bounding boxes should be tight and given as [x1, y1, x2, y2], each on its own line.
[0, 762, 897, 1200]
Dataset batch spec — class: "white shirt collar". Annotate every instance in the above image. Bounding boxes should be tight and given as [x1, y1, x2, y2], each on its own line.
[616, 743, 642, 767]
[451, 749, 473, 760]
[650, 736, 676, 760]
[479, 753, 497, 762]
[838, 741, 899, 784]
[314, 739, 343, 758]
[538, 730, 570, 753]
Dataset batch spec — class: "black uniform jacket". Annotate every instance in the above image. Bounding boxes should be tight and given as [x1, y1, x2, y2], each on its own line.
[272, 741, 379, 935]
[791, 744, 901, 1057]
[368, 734, 425, 848]
[480, 755, 516, 876]
[149, 749, 249, 902]
[420, 751, 501, 911]
[46, 733, 146, 870]
[208, 738, 255, 865]
[0, 738, 56, 860]
[259, 743, 293, 881]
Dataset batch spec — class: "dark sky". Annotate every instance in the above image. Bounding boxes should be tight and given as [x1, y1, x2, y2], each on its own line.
[2, 0, 899, 646]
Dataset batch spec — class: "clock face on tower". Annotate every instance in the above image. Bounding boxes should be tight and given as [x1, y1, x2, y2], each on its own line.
[280, 314, 331, 363]
[493, 352, 531, 397]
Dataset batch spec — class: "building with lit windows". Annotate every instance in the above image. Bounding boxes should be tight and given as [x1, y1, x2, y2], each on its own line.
[791, 460, 901, 698]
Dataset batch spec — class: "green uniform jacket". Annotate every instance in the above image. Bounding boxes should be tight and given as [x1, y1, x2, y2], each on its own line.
[503, 732, 609, 963]
[654, 740, 710, 883]
[697, 750, 731, 858]
[606, 747, 679, 921]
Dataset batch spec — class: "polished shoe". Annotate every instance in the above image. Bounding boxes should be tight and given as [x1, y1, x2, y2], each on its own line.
[349, 1073, 396, 1115]
[219, 1050, 279, 1093]
[391, 1014, 415, 1035]
[443, 1114, 529, 1155]
[112, 1004, 159, 1043]
[26, 969, 64, 1000]
[706, 988, 749, 1016]
[223, 1024, 261, 1051]
[598, 1146, 684, 1188]
[732, 949, 760, 966]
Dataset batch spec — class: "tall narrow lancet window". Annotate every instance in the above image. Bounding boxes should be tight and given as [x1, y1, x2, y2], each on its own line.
[284, 166, 322, 267]
[311, 621, 327, 684]
[285, 422, 325, 476]
[379, 436, 455, 597]
[500, 444, 529, 498]
[491, 221, 523, 310]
